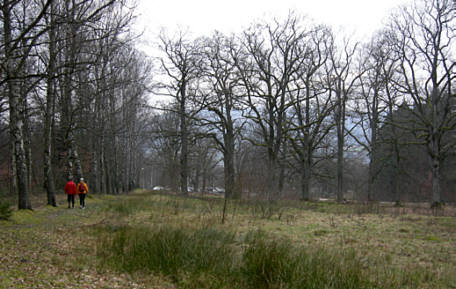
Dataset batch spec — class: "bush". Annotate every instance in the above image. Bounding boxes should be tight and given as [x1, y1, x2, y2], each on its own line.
[0, 199, 13, 220]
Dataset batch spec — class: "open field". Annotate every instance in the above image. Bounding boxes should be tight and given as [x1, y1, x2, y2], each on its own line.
[0, 190, 455, 288]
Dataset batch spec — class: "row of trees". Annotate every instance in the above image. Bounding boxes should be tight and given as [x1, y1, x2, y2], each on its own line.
[150, 0, 456, 206]
[1, 0, 454, 209]
[0, 0, 151, 209]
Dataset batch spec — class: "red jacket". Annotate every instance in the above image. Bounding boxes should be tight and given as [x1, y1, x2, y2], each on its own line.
[64, 181, 77, 195]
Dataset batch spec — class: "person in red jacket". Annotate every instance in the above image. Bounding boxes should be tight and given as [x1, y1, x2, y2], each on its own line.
[64, 177, 77, 208]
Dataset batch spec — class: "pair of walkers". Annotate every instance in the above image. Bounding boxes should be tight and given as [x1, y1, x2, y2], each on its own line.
[64, 177, 88, 209]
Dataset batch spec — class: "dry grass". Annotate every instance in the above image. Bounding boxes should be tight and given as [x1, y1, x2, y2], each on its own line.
[1, 190, 455, 288]
[0, 192, 174, 288]
[128, 193, 456, 288]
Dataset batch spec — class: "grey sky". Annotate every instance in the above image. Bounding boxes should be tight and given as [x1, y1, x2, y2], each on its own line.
[134, 0, 411, 44]
[135, 0, 412, 104]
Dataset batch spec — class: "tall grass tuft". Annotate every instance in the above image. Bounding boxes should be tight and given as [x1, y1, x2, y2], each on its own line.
[241, 231, 296, 288]
[98, 226, 425, 289]
[98, 225, 237, 284]
[241, 230, 376, 289]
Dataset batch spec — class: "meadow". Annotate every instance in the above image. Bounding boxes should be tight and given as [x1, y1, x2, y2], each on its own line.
[0, 190, 455, 288]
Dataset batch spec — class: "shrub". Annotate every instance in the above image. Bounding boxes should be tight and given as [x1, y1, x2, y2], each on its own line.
[0, 198, 13, 220]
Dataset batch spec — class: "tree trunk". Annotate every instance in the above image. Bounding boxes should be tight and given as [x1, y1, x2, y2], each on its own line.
[224, 116, 238, 199]
[202, 166, 207, 193]
[278, 142, 287, 195]
[9, 89, 31, 209]
[367, 95, 379, 202]
[266, 157, 277, 199]
[387, 89, 401, 204]
[431, 156, 441, 206]
[430, 86, 441, 207]
[44, 8, 57, 205]
[180, 97, 188, 195]
[224, 147, 236, 199]
[3, 0, 31, 209]
[194, 164, 200, 192]
[336, 89, 345, 203]
[336, 123, 344, 203]
[106, 157, 112, 194]
[391, 147, 400, 204]
[72, 140, 83, 181]
[12, 116, 31, 210]
[90, 148, 98, 193]
[367, 159, 375, 202]
[278, 165, 285, 195]
[99, 134, 106, 193]
[23, 87, 33, 195]
[301, 162, 311, 200]
[10, 141, 17, 195]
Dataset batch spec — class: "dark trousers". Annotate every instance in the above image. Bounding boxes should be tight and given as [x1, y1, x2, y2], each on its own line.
[79, 193, 86, 207]
[67, 194, 75, 208]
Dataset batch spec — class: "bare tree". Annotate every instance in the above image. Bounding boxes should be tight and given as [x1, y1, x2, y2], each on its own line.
[43, 0, 58, 206]
[287, 25, 334, 200]
[147, 109, 182, 191]
[239, 14, 307, 198]
[326, 35, 363, 203]
[51, 0, 138, 194]
[0, 0, 151, 205]
[198, 32, 244, 199]
[157, 30, 203, 194]
[389, 0, 456, 207]
[1, 0, 52, 209]
[381, 31, 405, 204]
[349, 34, 395, 202]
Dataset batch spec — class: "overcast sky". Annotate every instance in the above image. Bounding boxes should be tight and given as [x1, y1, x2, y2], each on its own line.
[134, 0, 413, 104]
[134, 0, 412, 51]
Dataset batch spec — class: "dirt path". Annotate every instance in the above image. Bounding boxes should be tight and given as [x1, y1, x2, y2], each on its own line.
[0, 194, 169, 289]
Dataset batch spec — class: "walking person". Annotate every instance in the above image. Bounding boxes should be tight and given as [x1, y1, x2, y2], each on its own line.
[77, 178, 88, 209]
[64, 177, 77, 208]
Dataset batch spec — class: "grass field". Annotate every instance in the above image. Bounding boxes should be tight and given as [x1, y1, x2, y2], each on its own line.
[0, 190, 455, 288]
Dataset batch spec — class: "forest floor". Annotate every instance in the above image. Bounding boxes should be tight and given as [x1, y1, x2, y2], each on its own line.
[0, 190, 455, 288]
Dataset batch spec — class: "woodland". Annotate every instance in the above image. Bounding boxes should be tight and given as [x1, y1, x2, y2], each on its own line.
[1, 0, 456, 209]
[1, 1, 456, 288]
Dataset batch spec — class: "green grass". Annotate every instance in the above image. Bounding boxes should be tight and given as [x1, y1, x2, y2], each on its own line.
[240, 230, 376, 289]
[97, 223, 439, 289]
[1, 190, 455, 288]
[98, 225, 237, 284]
[89, 192, 456, 288]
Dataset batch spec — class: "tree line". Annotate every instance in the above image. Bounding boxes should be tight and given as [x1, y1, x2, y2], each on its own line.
[150, 0, 456, 207]
[1, 0, 151, 209]
[1, 0, 455, 210]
